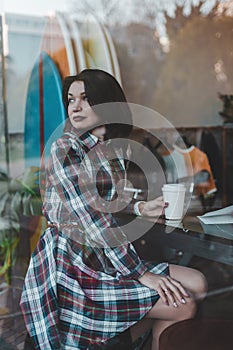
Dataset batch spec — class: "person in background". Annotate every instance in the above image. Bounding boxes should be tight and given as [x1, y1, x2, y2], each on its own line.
[20, 69, 207, 350]
[172, 135, 217, 198]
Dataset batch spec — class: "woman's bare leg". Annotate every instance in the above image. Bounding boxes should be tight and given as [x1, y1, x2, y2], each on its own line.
[151, 265, 207, 349]
[130, 295, 196, 348]
[130, 265, 208, 349]
[130, 318, 154, 343]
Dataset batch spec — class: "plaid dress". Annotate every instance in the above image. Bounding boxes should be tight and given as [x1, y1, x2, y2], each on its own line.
[20, 129, 168, 349]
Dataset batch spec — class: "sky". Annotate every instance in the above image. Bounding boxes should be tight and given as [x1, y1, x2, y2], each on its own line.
[1, 0, 69, 16]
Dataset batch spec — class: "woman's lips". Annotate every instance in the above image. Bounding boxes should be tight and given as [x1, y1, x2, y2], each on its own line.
[73, 116, 86, 122]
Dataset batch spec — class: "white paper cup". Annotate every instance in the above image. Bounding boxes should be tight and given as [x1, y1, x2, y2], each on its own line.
[162, 184, 186, 221]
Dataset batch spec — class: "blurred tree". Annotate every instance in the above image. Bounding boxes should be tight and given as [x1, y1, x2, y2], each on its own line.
[70, 0, 120, 26]
[153, 14, 233, 126]
[70, 0, 233, 39]
[109, 23, 163, 108]
[68, 0, 233, 126]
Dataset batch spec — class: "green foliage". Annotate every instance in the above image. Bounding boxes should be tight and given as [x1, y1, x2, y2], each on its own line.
[0, 167, 42, 283]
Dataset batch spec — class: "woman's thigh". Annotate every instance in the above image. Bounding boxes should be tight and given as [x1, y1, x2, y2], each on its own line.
[146, 292, 196, 321]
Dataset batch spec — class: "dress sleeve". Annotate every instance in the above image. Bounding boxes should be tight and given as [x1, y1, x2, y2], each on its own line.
[43, 137, 147, 279]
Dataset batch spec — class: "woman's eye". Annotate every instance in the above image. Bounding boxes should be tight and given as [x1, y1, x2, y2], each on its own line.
[83, 95, 88, 102]
[68, 98, 75, 104]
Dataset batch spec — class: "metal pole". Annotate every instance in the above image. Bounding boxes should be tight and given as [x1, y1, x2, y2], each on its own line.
[0, 14, 10, 176]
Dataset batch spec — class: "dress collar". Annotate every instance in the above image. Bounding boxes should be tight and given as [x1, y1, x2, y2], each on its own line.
[64, 126, 99, 150]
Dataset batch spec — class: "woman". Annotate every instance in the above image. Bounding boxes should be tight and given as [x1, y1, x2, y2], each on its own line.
[20, 69, 207, 350]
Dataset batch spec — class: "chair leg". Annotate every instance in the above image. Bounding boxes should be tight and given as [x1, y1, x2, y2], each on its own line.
[132, 330, 152, 350]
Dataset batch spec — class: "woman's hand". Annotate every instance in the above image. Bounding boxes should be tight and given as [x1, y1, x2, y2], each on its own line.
[138, 271, 190, 307]
[139, 196, 167, 217]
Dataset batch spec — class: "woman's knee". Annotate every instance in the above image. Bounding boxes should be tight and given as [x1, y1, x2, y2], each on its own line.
[191, 269, 208, 300]
[169, 264, 208, 300]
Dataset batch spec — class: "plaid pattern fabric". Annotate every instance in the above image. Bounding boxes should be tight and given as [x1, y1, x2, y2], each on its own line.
[20, 129, 169, 349]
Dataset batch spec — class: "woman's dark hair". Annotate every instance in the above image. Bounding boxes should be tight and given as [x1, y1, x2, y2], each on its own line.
[62, 69, 133, 139]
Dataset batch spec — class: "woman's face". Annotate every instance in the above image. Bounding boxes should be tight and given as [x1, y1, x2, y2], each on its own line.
[67, 80, 102, 133]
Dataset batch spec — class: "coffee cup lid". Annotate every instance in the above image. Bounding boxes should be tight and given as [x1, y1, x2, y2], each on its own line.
[162, 184, 185, 191]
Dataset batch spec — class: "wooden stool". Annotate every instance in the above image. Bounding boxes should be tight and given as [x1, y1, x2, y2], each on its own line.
[159, 319, 233, 350]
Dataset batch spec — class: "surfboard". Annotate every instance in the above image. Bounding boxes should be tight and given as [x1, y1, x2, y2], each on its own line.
[40, 13, 76, 78]
[56, 12, 76, 75]
[101, 24, 122, 85]
[62, 13, 87, 73]
[24, 51, 66, 168]
[78, 14, 113, 73]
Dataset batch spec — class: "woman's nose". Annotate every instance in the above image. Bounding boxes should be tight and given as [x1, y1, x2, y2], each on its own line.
[73, 99, 82, 111]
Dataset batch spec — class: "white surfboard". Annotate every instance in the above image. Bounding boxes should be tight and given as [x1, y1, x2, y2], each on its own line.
[56, 12, 76, 75]
[66, 14, 87, 72]
[78, 14, 113, 74]
[101, 24, 122, 85]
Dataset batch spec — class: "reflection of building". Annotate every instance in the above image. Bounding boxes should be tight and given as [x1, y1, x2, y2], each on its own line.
[1, 12, 233, 205]
[4, 13, 46, 134]
[3, 12, 121, 134]
[0, 12, 121, 176]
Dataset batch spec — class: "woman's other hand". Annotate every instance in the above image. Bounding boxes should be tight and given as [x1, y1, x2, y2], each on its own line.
[139, 196, 167, 217]
[139, 271, 190, 307]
